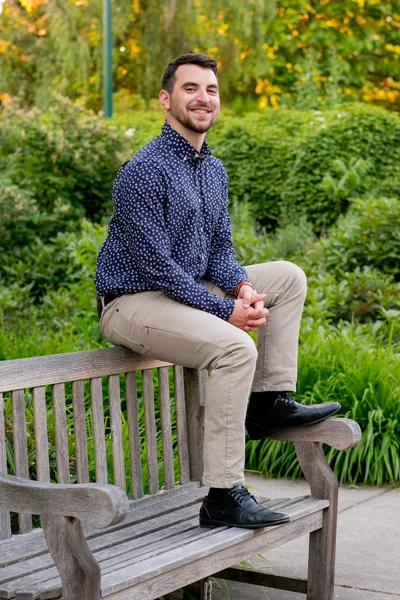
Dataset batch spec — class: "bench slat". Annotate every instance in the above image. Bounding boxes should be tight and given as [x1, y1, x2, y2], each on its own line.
[90, 378, 108, 484]
[174, 366, 190, 485]
[125, 373, 143, 499]
[0, 496, 328, 600]
[108, 375, 125, 491]
[72, 380, 89, 484]
[0, 392, 11, 540]
[0, 347, 170, 393]
[52, 384, 69, 484]
[32, 387, 50, 484]
[0, 494, 309, 584]
[12, 390, 32, 534]
[101, 498, 328, 598]
[142, 370, 159, 495]
[158, 367, 175, 490]
[0, 484, 201, 569]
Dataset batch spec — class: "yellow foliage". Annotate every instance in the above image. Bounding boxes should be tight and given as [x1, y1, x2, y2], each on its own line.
[385, 43, 400, 55]
[0, 92, 11, 102]
[0, 39, 10, 53]
[129, 39, 140, 57]
[19, 0, 44, 13]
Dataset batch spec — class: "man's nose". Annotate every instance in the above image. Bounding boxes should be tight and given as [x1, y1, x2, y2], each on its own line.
[195, 88, 210, 103]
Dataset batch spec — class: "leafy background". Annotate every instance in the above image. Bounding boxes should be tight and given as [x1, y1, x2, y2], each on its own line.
[0, 0, 399, 487]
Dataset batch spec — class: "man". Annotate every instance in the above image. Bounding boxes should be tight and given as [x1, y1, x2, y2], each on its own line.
[95, 52, 340, 529]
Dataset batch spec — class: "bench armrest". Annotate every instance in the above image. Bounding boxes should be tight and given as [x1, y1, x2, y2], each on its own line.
[0, 472, 129, 527]
[265, 417, 361, 450]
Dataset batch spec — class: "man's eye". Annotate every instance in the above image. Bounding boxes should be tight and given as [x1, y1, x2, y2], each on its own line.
[186, 88, 195, 92]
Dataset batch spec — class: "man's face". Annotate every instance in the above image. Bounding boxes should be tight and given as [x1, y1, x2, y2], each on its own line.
[164, 64, 220, 134]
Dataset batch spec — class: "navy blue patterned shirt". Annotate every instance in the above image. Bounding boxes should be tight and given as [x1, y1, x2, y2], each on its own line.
[95, 121, 248, 321]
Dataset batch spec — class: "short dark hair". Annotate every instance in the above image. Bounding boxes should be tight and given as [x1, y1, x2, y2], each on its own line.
[161, 53, 217, 93]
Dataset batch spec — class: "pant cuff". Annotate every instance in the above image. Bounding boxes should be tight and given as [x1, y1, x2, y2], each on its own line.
[251, 385, 296, 393]
[202, 477, 245, 488]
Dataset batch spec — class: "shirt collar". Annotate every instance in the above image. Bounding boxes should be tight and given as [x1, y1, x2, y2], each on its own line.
[161, 121, 211, 162]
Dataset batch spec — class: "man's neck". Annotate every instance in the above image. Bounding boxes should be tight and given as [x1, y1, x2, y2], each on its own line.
[166, 115, 206, 153]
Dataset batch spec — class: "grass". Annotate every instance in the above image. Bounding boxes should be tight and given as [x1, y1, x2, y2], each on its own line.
[246, 321, 400, 485]
[1, 209, 399, 486]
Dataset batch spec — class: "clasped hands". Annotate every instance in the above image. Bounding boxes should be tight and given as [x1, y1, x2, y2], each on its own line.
[228, 284, 268, 332]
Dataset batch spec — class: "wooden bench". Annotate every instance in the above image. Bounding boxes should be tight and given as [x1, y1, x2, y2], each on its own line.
[0, 346, 361, 600]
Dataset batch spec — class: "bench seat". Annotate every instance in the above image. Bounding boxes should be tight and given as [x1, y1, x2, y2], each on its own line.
[0, 483, 329, 600]
[0, 347, 361, 600]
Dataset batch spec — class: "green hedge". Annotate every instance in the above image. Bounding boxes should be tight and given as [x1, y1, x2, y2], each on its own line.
[112, 102, 400, 233]
[0, 96, 130, 222]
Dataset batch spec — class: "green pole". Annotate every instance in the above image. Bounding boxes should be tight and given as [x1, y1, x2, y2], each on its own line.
[103, 0, 113, 118]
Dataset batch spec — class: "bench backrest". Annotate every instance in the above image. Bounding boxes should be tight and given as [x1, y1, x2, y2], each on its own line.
[0, 347, 206, 539]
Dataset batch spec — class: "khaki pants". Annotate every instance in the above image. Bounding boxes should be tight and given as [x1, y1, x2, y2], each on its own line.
[99, 261, 306, 488]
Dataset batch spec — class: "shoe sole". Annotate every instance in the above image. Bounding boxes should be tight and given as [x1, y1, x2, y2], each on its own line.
[246, 406, 341, 440]
[199, 515, 291, 529]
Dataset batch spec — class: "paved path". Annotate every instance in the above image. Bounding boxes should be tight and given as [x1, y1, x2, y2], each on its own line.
[212, 474, 400, 600]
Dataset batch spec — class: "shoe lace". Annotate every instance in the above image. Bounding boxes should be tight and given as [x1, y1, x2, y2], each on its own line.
[277, 394, 296, 410]
[230, 486, 257, 505]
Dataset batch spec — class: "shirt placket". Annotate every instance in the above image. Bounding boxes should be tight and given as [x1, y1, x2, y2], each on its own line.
[194, 157, 207, 278]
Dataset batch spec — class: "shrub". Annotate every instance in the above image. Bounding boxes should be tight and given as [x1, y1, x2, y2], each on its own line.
[0, 95, 130, 220]
[318, 197, 400, 281]
[112, 103, 400, 232]
[246, 322, 400, 485]
[303, 267, 400, 328]
[279, 104, 400, 231]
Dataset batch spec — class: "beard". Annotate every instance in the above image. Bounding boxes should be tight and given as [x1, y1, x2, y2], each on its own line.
[169, 100, 218, 134]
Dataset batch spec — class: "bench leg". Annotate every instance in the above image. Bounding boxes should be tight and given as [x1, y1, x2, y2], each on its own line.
[183, 578, 212, 600]
[295, 441, 339, 600]
[42, 515, 101, 600]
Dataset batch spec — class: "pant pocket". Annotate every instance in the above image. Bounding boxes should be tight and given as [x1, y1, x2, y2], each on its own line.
[111, 319, 155, 359]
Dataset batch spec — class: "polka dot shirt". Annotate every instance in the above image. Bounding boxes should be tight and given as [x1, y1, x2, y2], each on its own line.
[94, 121, 248, 321]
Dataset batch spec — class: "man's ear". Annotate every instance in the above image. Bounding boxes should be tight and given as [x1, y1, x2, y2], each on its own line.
[159, 89, 170, 111]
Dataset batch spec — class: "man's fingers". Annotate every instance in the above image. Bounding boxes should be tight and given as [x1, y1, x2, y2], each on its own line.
[245, 317, 267, 330]
[242, 290, 254, 309]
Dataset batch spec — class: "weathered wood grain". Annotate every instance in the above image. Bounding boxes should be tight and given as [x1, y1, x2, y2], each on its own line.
[0, 347, 170, 393]
[32, 387, 50, 483]
[42, 515, 101, 600]
[0, 497, 326, 600]
[101, 503, 326, 599]
[215, 567, 308, 594]
[296, 441, 338, 600]
[52, 384, 70, 485]
[174, 366, 190, 485]
[125, 372, 143, 499]
[72, 380, 89, 484]
[0, 484, 201, 570]
[12, 389, 32, 533]
[108, 375, 125, 491]
[0, 392, 11, 539]
[142, 370, 159, 495]
[183, 368, 205, 483]
[158, 367, 175, 490]
[90, 378, 108, 485]
[0, 471, 128, 528]
[0, 346, 362, 600]
[268, 417, 361, 450]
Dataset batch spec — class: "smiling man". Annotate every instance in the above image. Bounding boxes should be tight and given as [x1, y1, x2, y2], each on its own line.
[95, 53, 340, 529]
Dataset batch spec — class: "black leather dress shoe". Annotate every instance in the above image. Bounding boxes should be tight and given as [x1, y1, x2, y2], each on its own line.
[199, 485, 290, 529]
[246, 394, 341, 440]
